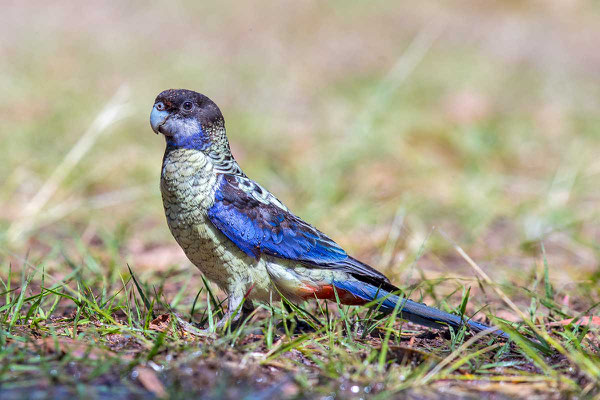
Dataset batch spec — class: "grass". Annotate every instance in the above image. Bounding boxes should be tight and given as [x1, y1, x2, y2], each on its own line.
[0, 242, 598, 399]
[2, 0, 600, 398]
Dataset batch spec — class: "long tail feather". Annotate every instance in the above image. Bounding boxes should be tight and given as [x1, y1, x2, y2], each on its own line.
[333, 280, 508, 338]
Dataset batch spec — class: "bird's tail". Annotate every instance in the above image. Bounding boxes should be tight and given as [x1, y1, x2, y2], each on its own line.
[332, 279, 508, 338]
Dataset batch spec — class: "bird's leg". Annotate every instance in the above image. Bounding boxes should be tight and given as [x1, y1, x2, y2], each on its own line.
[280, 301, 317, 333]
[242, 299, 256, 317]
[215, 291, 255, 330]
[173, 293, 255, 337]
[240, 300, 256, 324]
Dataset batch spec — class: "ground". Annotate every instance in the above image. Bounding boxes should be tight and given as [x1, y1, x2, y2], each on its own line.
[1, 1, 599, 399]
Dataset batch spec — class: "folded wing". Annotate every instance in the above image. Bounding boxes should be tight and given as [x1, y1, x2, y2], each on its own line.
[207, 173, 395, 290]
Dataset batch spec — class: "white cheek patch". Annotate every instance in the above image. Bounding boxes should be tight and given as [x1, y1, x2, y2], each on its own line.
[165, 117, 203, 138]
[174, 118, 202, 137]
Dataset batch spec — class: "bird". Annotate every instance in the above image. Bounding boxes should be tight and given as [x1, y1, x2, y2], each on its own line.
[150, 88, 505, 338]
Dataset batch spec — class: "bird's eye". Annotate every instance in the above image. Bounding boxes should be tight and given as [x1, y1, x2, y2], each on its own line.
[155, 102, 165, 111]
[182, 101, 193, 111]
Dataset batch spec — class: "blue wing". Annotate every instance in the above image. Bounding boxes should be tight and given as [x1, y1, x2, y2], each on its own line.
[207, 174, 393, 286]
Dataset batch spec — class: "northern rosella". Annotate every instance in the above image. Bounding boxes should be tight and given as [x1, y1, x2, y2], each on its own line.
[150, 89, 504, 337]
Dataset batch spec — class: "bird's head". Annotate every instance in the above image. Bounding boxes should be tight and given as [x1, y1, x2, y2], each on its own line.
[150, 89, 227, 152]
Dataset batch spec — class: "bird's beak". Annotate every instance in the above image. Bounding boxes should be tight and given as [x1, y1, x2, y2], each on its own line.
[150, 105, 170, 135]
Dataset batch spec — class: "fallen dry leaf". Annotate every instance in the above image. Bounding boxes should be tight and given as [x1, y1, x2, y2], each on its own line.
[149, 314, 172, 332]
[135, 366, 167, 398]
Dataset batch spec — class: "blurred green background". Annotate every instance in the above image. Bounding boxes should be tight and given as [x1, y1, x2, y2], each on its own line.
[2, 0, 599, 303]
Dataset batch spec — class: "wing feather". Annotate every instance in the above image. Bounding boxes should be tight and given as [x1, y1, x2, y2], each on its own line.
[207, 174, 394, 289]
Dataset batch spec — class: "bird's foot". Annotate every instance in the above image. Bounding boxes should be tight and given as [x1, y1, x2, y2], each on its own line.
[173, 314, 215, 337]
[172, 313, 247, 337]
[174, 300, 255, 337]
